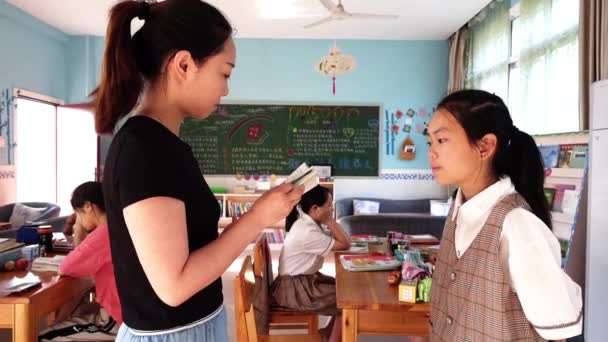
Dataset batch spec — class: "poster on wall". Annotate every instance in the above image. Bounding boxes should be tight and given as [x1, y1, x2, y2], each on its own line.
[0, 165, 16, 206]
[382, 106, 434, 170]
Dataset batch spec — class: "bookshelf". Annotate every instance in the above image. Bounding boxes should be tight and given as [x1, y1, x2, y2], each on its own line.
[534, 132, 589, 271]
[214, 182, 334, 243]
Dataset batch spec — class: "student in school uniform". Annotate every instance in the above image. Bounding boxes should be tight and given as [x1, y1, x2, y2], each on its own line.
[426, 89, 582, 341]
[39, 181, 121, 341]
[93, 1, 302, 341]
[271, 185, 351, 342]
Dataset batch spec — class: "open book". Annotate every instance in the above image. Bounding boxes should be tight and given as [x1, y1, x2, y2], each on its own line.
[284, 163, 319, 194]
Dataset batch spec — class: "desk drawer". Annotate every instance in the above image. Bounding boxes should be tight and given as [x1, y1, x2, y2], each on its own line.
[358, 309, 429, 336]
[0, 305, 14, 327]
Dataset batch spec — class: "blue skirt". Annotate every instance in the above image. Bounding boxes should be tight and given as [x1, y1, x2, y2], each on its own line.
[115, 306, 228, 342]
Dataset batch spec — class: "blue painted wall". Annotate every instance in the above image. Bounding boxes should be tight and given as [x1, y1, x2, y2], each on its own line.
[0, 0, 449, 170]
[0, 0, 69, 164]
[228, 39, 448, 170]
[65, 35, 105, 104]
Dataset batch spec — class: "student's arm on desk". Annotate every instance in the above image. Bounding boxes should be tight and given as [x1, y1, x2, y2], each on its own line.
[123, 183, 303, 307]
[324, 219, 351, 251]
[59, 227, 108, 278]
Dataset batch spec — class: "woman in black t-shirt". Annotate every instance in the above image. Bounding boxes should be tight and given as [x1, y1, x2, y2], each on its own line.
[92, 1, 303, 340]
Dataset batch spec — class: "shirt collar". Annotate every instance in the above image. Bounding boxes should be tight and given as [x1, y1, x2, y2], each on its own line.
[451, 176, 516, 223]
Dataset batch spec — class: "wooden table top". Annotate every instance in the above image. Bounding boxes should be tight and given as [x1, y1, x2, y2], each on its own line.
[334, 253, 430, 313]
[0, 269, 93, 305]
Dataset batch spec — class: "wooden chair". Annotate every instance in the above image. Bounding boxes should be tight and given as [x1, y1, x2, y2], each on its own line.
[234, 256, 318, 342]
[253, 234, 320, 337]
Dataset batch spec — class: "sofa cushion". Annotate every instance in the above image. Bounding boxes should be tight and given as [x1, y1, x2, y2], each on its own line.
[9, 203, 46, 228]
[353, 200, 380, 215]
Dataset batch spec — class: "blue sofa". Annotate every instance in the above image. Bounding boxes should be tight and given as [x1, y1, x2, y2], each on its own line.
[0, 202, 62, 239]
[335, 197, 447, 239]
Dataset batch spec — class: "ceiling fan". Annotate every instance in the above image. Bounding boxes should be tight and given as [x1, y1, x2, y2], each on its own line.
[303, 0, 399, 29]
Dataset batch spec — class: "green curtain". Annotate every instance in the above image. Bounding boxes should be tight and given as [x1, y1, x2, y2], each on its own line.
[464, 0, 511, 101]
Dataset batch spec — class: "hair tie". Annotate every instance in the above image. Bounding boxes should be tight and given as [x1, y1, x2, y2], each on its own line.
[137, 1, 151, 20]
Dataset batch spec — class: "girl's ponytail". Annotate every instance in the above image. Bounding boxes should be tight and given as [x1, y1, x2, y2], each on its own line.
[285, 207, 299, 233]
[505, 127, 552, 228]
[92, 1, 147, 134]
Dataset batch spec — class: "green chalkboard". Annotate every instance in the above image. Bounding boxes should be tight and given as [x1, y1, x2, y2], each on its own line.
[180, 103, 380, 176]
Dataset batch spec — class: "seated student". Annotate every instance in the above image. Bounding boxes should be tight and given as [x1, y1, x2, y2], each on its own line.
[40, 181, 122, 341]
[271, 185, 351, 342]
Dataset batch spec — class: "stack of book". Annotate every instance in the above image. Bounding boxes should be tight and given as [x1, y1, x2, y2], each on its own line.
[31, 255, 64, 272]
[52, 233, 74, 253]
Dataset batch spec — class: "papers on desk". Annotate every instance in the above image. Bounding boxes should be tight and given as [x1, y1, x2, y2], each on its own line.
[0, 281, 41, 296]
[31, 255, 64, 272]
[340, 254, 401, 272]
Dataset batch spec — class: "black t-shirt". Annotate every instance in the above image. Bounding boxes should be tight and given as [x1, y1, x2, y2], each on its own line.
[102, 116, 222, 331]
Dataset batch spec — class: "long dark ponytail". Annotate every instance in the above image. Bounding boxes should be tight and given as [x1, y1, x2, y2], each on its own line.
[438, 90, 551, 229]
[285, 186, 331, 232]
[92, 0, 233, 134]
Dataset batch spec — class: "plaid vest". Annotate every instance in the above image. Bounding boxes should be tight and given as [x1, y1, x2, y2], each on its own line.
[429, 194, 545, 341]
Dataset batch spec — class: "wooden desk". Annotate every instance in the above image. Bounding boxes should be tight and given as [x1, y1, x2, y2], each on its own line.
[334, 254, 430, 341]
[0, 270, 93, 342]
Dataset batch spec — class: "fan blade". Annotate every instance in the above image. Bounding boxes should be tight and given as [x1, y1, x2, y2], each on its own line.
[319, 0, 336, 12]
[349, 13, 399, 20]
[303, 16, 333, 29]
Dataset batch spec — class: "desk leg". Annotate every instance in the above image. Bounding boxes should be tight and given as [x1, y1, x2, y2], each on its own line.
[342, 309, 358, 342]
[13, 304, 35, 342]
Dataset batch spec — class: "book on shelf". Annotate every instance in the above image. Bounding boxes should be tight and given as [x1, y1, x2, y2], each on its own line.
[284, 163, 319, 194]
[538, 145, 560, 168]
[544, 188, 557, 209]
[561, 190, 580, 215]
[227, 201, 253, 218]
[557, 144, 588, 168]
[548, 184, 577, 212]
[339, 254, 401, 272]
[569, 145, 588, 168]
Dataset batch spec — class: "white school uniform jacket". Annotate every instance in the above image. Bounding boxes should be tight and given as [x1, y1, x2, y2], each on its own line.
[278, 207, 335, 276]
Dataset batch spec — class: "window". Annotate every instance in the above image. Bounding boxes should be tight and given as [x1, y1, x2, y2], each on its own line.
[466, 0, 580, 135]
[14, 91, 97, 214]
[508, 0, 579, 135]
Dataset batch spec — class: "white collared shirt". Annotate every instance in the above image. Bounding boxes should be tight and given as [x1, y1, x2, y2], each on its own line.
[278, 208, 335, 276]
[451, 177, 582, 340]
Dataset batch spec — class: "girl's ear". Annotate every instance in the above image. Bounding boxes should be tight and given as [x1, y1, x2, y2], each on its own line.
[477, 133, 498, 160]
[168, 50, 194, 83]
